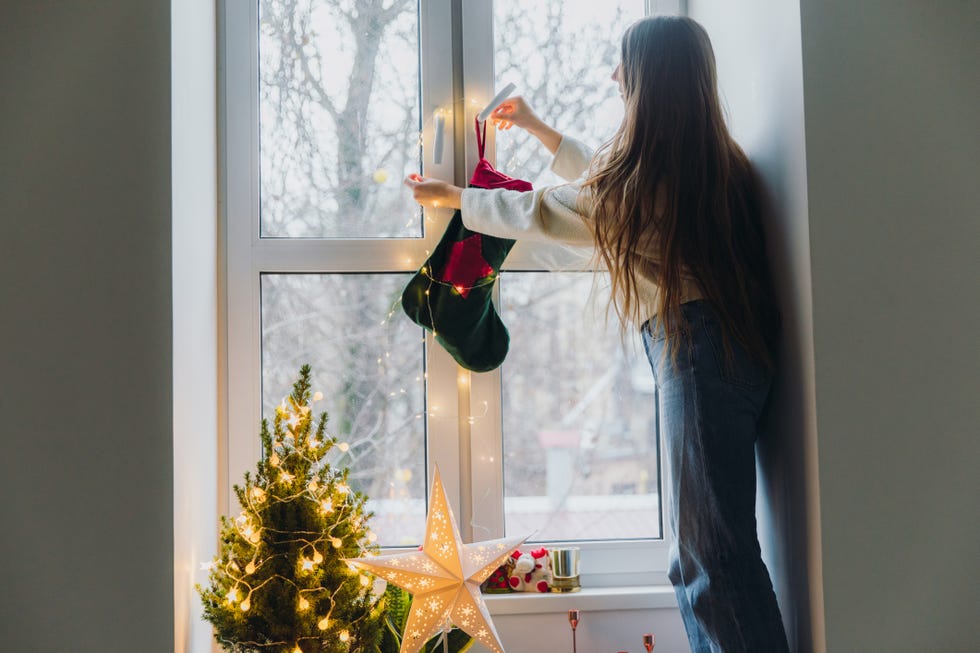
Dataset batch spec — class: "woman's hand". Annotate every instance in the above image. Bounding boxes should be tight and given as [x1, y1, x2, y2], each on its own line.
[489, 96, 542, 132]
[403, 173, 463, 209]
[490, 96, 563, 155]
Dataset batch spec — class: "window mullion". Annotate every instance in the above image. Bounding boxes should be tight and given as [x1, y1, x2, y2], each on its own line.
[459, 0, 507, 541]
[419, 0, 465, 529]
[250, 239, 436, 274]
[223, 0, 262, 514]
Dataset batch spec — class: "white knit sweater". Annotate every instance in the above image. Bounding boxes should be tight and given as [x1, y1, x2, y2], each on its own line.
[459, 134, 703, 320]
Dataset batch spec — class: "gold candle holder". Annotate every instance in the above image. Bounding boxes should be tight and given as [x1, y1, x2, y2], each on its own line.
[550, 547, 581, 593]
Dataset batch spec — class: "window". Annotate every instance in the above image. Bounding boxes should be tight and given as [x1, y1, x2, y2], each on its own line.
[223, 0, 674, 586]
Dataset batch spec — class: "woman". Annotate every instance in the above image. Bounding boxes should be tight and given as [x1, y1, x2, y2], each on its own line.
[405, 15, 789, 653]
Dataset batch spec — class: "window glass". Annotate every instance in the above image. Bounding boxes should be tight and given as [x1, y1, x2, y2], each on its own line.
[261, 274, 426, 545]
[500, 273, 662, 541]
[259, 0, 422, 238]
[493, 0, 644, 184]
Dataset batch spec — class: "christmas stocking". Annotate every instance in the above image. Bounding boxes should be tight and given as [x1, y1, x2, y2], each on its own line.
[401, 119, 532, 372]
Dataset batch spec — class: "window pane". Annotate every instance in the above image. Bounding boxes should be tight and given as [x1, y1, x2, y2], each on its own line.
[493, 0, 644, 184]
[259, 1, 422, 238]
[500, 273, 662, 541]
[261, 274, 426, 546]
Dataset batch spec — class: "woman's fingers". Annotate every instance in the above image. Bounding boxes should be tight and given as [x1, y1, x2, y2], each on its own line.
[490, 96, 535, 132]
[403, 175, 443, 207]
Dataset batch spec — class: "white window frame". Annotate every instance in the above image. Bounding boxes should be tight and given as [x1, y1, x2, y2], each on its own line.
[220, 0, 681, 590]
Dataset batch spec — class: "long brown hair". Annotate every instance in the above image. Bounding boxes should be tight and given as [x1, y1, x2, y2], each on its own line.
[583, 15, 777, 369]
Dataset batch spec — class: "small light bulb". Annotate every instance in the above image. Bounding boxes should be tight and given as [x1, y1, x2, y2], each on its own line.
[270, 452, 280, 466]
[359, 575, 370, 587]
[249, 532, 261, 544]
[240, 599, 250, 612]
[338, 630, 350, 642]
[317, 617, 329, 631]
[251, 487, 265, 501]
[312, 551, 323, 563]
[331, 537, 343, 549]
[337, 483, 350, 494]
[281, 471, 294, 483]
[308, 479, 319, 492]
[226, 588, 238, 602]
[337, 442, 350, 453]
[298, 597, 310, 610]
[313, 391, 323, 401]
[301, 558, 314, 572]
[245, 561, 256, 574]
[320, 499, 333, 513]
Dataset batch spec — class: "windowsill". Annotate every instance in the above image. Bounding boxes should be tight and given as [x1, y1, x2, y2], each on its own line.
[484, 585, 678, 615]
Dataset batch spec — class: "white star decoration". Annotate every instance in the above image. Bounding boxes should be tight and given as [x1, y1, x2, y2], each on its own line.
[347, 468, 528, 653]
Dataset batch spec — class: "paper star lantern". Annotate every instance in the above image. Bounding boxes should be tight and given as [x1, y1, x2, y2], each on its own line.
[347, 468, 527, 653]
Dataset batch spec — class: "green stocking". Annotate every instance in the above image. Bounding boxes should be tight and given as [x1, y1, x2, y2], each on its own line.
[401, 119, 531, 372]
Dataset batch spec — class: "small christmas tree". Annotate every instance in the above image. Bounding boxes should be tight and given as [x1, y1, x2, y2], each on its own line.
[198, 365, 383, 653]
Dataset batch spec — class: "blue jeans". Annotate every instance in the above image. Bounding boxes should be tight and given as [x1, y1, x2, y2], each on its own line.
[641, 300, 789, 653]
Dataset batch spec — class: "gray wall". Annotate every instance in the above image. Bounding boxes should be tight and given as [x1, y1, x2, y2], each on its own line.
[0, 2, 174, 652]
[800, 1, 980, 651]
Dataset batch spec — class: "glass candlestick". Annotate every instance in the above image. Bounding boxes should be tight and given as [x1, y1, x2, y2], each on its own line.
[643, 632, 656, 651]
[568, 609, 580, 653]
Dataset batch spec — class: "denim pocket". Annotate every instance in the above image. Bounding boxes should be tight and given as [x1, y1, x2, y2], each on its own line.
[699, 315, 768, 390]
[641, 318, 669, 343]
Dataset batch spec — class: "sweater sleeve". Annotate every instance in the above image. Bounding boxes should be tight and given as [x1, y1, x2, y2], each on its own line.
[460, 182, 594, 246]
[549, 134, 594, 182]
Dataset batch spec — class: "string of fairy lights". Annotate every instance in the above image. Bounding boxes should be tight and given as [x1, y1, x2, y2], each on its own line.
[206, 100, 513, 652]
[320, 96, 513, 429]
[374, 269, 495, 427]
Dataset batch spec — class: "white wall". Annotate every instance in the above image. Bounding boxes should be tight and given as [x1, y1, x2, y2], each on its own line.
[0, 1, 174, 651]
[172, 1, 219, 652]
[494, 607, 689, 653]
[799, 1, 979, 651]
[688, 1, 823, 650]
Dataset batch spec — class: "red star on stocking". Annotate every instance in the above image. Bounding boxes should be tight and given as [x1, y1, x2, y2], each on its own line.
[438, 234, 495, 298]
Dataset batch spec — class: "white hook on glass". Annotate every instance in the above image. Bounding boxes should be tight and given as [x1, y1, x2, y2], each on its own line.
[477, 82, 516, 123]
